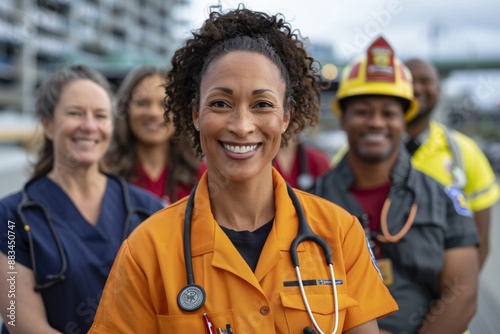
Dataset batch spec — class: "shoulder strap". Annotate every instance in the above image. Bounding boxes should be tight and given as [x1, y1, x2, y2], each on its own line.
[442, 126, 466, 188]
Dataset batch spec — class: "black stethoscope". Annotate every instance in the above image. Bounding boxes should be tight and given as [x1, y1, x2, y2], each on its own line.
[17, 174, 153, 292]
[176, 182, 340, 334]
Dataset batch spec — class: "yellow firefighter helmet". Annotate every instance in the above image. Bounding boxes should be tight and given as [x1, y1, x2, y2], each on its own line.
[331, 36, 419, 123]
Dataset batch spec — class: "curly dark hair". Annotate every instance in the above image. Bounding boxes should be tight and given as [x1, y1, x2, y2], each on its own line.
[165, 5, 322, 157]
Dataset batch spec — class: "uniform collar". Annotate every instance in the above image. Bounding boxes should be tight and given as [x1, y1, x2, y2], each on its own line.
[416, 121, 447, 156]
[412, 123, 431, 144]
[332, 155, 355, 191]
[190, 168, 304, 281]
[392, 146, 412, 185]
[335, 145, 412, 188]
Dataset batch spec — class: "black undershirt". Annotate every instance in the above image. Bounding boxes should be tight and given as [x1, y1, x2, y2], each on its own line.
[220, 219, 274, 272]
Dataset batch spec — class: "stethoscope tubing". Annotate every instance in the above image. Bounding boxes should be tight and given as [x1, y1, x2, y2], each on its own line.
[273, 143, 314, 191]
[180, 181, 338, 333]
[16, 174, 149, 292]
[184, 183, 198, 286]
[17, 194, 67, 292]
[295, 264, 339, 334]
[286, 184, 333, 267]
[287, 183, 338, 334]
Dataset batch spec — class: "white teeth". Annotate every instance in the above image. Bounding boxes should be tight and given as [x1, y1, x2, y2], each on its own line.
[145, 122, 162, 130]
[364, 134, 385, 140]
[222, 143, 258, 154]
[76, 140, 96, 146]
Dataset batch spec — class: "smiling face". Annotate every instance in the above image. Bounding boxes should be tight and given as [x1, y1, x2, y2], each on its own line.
[43, 79, 113, 170]
[341, 96, 405, 163]
[405, 59, 440, 118]
[128, 74, 174, 146]
[193, 51, 290, 183]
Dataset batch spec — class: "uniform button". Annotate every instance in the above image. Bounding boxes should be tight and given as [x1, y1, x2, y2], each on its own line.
[260, 306, 270, 315]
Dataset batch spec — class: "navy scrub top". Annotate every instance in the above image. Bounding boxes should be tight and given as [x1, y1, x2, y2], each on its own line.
[0, 175, 164, 334]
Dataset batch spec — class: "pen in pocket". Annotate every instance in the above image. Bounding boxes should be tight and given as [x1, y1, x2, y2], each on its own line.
[203, 313, 216, 334]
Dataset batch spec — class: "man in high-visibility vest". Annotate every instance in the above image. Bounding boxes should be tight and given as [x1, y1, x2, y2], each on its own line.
[405, 58, 500, 269]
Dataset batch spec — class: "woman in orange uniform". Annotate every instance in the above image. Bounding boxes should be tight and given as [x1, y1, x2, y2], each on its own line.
[90, 6, 397, 334]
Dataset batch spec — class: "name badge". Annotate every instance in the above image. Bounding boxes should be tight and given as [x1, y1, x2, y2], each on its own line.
[376, 258, 394, 286]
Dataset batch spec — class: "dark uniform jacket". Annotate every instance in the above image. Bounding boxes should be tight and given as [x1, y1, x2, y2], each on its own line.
[311, 147, 478, 334]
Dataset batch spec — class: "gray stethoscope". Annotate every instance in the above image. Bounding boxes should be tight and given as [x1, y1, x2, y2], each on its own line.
[272, 143, 315, 191]
[17, 174, 152, 292]
[296, 143, 315, 191]
[176, 183, 340, 334]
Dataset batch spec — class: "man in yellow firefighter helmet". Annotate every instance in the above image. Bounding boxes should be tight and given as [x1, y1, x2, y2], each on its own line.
[312, 36, 479, 334]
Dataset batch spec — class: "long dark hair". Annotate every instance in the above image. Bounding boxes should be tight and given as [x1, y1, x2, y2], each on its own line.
[105, 66, 200, 201]
[32, 65, 113, 179]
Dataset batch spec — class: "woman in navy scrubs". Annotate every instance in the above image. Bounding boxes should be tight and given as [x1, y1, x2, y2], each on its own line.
[0, 65, 163, 333]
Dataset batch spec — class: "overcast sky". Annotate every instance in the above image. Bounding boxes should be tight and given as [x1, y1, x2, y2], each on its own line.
[177, 0, 500, 62]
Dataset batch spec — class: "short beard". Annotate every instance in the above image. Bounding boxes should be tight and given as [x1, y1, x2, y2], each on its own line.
[353, 145, 396, 164]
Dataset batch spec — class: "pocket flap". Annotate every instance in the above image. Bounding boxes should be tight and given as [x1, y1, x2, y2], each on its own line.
[156, 310, 234, 332]
[280, 292, 358, 315]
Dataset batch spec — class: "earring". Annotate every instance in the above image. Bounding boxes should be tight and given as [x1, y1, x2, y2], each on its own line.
[195, 125, 199, 131]
[282, 128, 286, 133]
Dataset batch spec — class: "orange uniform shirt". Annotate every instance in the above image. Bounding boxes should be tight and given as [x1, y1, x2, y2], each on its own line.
[90, 169, 397, 333]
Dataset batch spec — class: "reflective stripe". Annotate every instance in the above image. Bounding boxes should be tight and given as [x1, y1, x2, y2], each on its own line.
[467, 181, 498, 201]
[442, 125, 467, 189]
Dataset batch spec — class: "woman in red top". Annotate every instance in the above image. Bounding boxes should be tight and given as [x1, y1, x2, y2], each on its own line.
[106, 66, 206, 204]
[274, 136, 330, 190]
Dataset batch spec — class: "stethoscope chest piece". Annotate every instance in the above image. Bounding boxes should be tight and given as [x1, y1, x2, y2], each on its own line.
[177, 284, 206, 312]
[297, 173, 314, 190]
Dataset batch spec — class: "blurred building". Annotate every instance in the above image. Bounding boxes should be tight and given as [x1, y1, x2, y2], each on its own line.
[0, 0, 188, 115]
